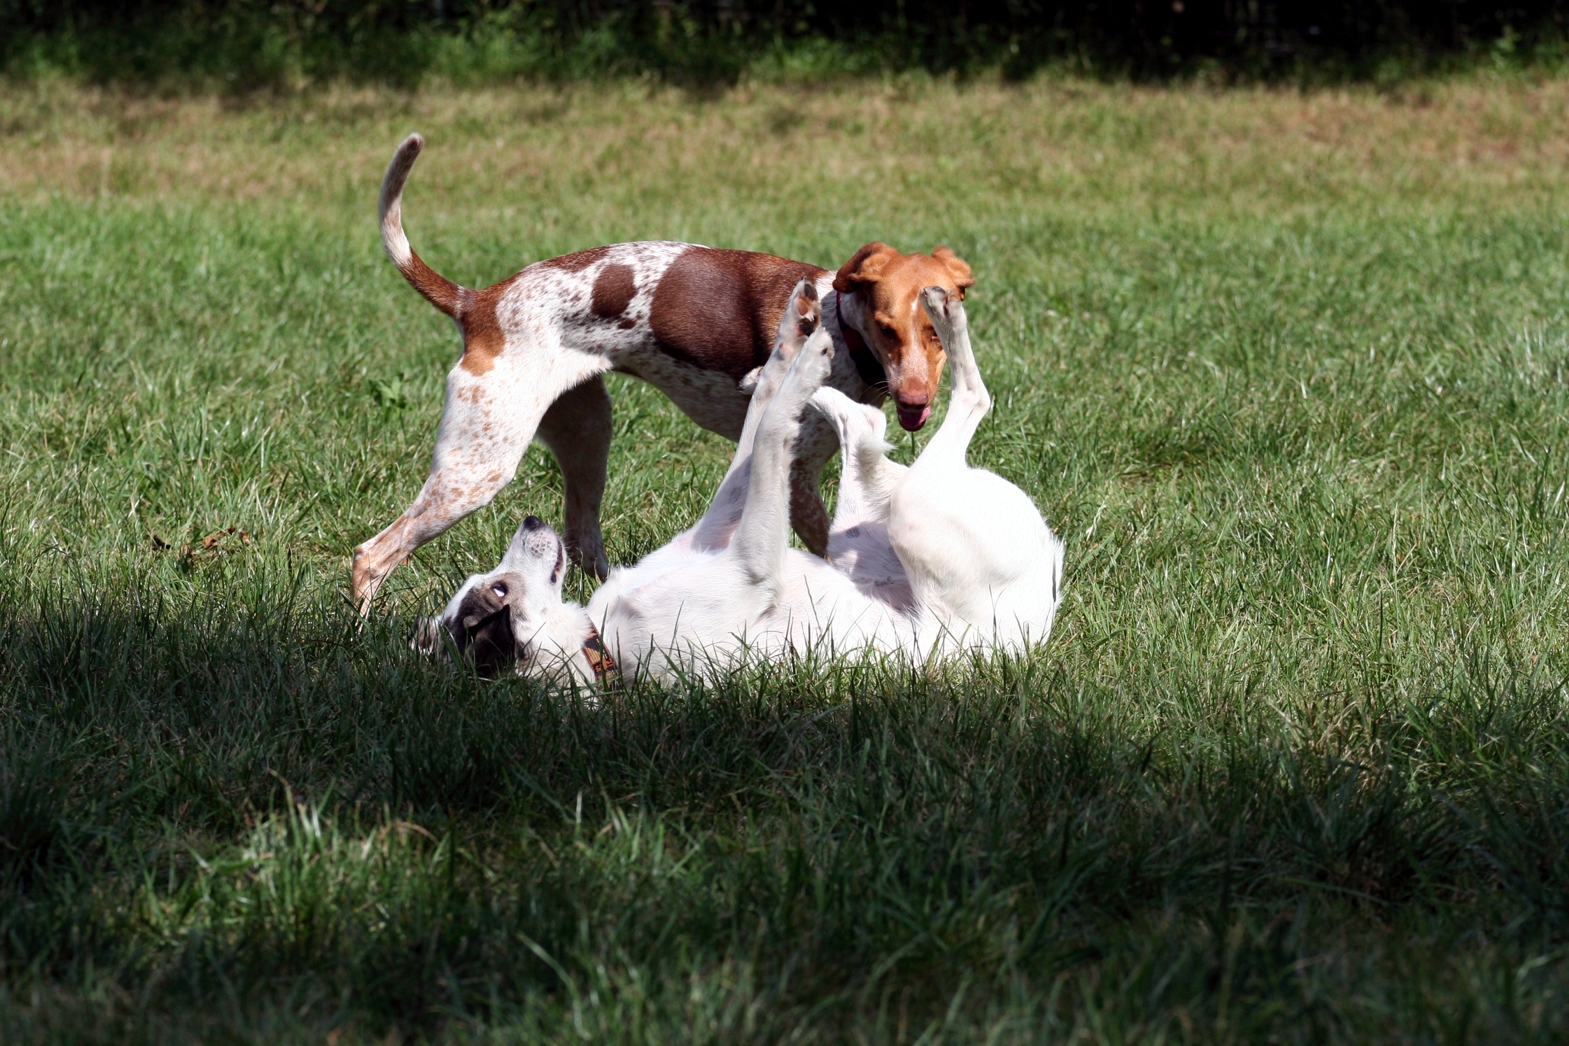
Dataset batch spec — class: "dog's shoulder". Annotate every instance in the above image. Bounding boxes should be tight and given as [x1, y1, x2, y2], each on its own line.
[648, 247, 828, 379]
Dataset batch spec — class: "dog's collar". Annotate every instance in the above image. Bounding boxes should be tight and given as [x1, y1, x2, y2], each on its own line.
[582, 624, 621, 690]
[834, 317, 888, 389]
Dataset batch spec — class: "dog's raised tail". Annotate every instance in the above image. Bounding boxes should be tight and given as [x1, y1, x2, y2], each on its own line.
[379, 133, 465, 318]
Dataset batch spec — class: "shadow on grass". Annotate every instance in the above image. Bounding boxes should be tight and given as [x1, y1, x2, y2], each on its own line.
[2, 578, 1568, 1041]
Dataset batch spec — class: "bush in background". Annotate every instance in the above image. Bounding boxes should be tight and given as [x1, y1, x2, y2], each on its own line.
[5, 0, 1569, 88]
[2, 2, 1568, 88]
[9, 0, 1569, 87]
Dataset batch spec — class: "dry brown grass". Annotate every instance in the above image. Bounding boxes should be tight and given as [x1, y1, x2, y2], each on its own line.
[3, 76, 1567, 222]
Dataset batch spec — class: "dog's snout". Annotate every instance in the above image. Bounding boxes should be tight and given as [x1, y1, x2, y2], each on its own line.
[523, 515, 545, 531]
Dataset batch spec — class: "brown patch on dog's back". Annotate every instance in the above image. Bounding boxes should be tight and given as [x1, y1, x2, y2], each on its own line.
[459, 279, 514, 376]
[540, 246, 611, 273]
[591, 263, 637, 318]
[648, 248, 825, 380]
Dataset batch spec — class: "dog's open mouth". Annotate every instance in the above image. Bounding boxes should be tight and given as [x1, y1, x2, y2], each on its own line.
[896, 403, 932, 431]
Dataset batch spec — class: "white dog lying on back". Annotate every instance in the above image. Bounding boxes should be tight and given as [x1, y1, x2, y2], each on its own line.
[428, 282, 1064, 684]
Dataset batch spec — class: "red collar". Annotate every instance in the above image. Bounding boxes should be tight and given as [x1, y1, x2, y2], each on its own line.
[835, 319, 888, 389]
[582, 623, 621, 689]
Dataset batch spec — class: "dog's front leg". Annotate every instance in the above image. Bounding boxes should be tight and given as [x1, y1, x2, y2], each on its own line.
[808, 386, 905, 530]
[788, 421, 834, 556]
[912, 287, 991, 470]
[537, 375, 613, 580]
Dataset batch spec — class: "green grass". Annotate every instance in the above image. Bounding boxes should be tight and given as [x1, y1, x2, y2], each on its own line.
[2, 77, 1569, 1042]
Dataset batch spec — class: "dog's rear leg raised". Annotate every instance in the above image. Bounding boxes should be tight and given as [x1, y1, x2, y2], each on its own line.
[729, 327, 837, 591]
[692, 279, 821, 551]
[536, 375, 613, 580]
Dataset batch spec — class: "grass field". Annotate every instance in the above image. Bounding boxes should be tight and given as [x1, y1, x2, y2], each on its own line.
[2, 74, 1569, 1042]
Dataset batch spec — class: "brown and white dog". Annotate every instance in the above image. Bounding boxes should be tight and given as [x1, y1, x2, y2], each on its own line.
[351, 134, 974, 610]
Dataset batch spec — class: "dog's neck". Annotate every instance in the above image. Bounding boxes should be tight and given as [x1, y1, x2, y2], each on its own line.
[523, 602, 604, 684]
[824, 290, 887, 390]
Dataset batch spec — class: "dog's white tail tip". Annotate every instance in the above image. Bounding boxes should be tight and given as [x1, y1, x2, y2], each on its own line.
[379, 133, 427, 269]
[375, 132, 466, 318]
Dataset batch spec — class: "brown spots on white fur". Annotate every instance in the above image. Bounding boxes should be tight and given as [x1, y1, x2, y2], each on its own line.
[355, 127, 938, 612]
[540, 246, 611, 273]
[591, 264, 637, 318]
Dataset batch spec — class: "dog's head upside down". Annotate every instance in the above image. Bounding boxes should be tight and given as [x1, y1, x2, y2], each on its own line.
[414, 515, 598, 682]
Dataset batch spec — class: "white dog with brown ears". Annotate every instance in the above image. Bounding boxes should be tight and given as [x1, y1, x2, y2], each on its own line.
[427, 280, 1064, 684]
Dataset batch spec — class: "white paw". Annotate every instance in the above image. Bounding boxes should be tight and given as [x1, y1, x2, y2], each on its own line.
[770, 279, 822, 365]
[919, 285, 952, 326]
[778, 328, 835, 403]
[808, 386, 855, 436]
[789, 279, 821, 340]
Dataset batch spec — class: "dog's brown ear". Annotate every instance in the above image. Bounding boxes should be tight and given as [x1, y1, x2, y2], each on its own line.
[452, 575, 522, 675]
[834, 242, 897, 295]
[932, 246, 975, 299]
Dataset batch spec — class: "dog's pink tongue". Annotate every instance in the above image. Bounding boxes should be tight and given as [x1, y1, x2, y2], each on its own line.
[897, 404, 932, 431]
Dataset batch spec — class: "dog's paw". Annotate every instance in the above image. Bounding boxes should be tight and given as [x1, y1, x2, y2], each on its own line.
[919, 285, 952, 326]
[790, 279, 821, 339]
[771, 279, 822, 363]
[797, 327, 836, 384]
[808, 326, 835, 359]
[811, 387, 885, 445]
[738, 366, 763, 394]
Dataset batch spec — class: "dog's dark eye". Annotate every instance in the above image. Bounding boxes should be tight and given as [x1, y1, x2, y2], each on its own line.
[491, 581, 508, 599]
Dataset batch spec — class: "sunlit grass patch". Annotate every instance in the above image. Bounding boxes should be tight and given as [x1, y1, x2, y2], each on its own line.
[1, 78, 1568, 1042]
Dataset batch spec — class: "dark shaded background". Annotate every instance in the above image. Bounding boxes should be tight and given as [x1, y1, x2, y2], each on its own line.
[3, 1, 1567, 86]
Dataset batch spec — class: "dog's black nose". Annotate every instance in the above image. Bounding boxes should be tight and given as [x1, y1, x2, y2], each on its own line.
[523, 515, 544, 531]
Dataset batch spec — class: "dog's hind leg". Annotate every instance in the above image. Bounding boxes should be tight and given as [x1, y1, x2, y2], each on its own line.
[910, 286, 990, 471]
[536, 375, 613, 580]
[727, 326, 836, 591]
[352, 353, 596, 613]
